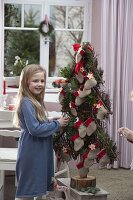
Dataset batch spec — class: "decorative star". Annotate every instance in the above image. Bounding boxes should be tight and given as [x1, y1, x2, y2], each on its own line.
[89, 144, 96, 150]
[87, 73, 94, 79]
[96, 103, 102, 109]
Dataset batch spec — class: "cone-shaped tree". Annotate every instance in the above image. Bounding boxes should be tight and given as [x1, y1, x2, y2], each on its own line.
[53, 42, 117, 178]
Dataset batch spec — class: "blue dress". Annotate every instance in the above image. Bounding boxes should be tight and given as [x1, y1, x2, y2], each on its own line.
[15, 97, 60, 198]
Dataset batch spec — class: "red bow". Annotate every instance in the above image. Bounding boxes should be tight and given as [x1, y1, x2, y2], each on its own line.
[73, 43, 81, 51]
[97, 149, 106, 159]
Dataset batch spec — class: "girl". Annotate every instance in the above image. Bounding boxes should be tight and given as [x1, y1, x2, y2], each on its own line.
[13, 64, 69, 200]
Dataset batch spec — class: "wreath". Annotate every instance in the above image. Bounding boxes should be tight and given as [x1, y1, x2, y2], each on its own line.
[38, 20, 54, 37]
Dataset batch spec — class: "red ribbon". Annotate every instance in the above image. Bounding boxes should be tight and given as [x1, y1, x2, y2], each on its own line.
[75, 59, 83, 74]
[76, 161, 84, 169]
[74, 120, 83, 128]
[79, 49, 85, 56]
[71, 133, 79, 142]
[88, 45, 93, 52]
[82, 152, 89, 160]
[80, 67, 87, 76]
[73, 43, 81, 51]
[74, 91, 79, 97]
[84, 117, 94, 126]
[73, 43, 93, 52]
[97, 149, 106, 159]
[69, 101, 76, 108]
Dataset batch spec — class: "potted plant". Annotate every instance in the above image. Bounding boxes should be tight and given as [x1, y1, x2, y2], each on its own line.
[13, 56, 28, 86]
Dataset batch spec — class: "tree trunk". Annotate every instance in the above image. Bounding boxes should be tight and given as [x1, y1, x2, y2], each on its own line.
[70, 175, 96, 190]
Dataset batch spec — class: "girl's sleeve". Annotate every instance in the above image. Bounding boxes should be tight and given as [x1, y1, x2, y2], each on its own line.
[20, 98, 61, 137]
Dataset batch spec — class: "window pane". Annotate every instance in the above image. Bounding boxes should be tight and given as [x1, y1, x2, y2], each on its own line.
[4, 30, 40, 76]
[24, 4, 41, 28]
[68, 6, 84, 29]
[4, 4, 21, 27]
[49, 31, 83, 77]
[50, 6, 66, 29]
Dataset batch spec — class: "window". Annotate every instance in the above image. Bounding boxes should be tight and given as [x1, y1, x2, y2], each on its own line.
[4, 3, 41, 76]
[1, 0, 92, 87]
[49, 5, 84, 77]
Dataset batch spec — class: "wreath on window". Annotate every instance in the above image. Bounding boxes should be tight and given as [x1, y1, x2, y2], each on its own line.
[38, 20, 54, 37]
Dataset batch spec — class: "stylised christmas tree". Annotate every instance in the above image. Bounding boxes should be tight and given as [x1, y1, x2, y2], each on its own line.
[53, 42, 117, 186]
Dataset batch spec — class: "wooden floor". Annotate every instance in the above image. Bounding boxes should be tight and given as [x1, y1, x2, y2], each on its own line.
[4, 174, 16, 200]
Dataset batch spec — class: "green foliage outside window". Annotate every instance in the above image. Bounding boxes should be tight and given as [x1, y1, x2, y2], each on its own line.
[4, 4, 40, 76]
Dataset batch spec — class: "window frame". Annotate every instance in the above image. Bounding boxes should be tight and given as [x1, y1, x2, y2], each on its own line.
[0, 0, 92, 90]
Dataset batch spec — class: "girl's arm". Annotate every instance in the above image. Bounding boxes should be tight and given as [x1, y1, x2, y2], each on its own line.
[20, 97, 61, 137]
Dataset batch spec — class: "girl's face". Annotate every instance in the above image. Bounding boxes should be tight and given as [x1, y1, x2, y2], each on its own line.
[28, 72, 45, 95]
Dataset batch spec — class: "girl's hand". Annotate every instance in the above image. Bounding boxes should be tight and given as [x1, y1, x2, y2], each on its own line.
[57, 116, 69, 127]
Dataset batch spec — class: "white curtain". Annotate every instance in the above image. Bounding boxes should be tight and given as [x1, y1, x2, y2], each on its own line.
[101, 0, 133, 168]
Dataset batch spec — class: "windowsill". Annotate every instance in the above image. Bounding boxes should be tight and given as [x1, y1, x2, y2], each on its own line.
[2, 88, 61, 111]
[6, 87, 59, 94]
[5, 77, 60, 94]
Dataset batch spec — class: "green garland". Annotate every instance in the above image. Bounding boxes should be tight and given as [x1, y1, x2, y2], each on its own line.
[38, 20, 54, 37]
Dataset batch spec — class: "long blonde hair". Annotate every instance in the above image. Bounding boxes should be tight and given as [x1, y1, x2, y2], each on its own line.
[13, 64, 47, 127]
